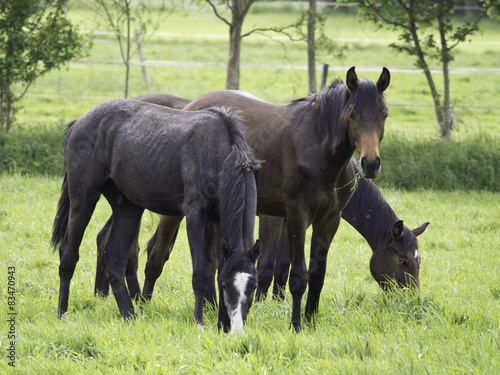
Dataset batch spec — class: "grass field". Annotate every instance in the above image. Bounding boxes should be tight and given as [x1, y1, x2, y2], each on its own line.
[1, 1, 500, 373]
[12, 1, 500, 140]
[0, 175, 499, 373]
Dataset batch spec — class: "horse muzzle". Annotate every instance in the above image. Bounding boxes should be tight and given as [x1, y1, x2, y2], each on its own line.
[360, 156, 381, 179]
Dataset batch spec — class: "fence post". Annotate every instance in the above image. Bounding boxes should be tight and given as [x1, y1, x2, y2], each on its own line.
[320, 64, 329, 90]
[135, 30, 150, 89]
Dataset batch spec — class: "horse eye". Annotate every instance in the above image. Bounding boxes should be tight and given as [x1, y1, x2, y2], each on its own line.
[399, 259, 409, 267]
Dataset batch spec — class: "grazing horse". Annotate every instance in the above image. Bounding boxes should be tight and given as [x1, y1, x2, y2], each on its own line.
[93, 93, 191, 300]
[144, 67, 391, 331]
[51, 99, 260, 333]
[256, 160, 430, 301]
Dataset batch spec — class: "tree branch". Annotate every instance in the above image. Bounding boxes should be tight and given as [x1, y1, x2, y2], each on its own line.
[205, 0, 232, 28]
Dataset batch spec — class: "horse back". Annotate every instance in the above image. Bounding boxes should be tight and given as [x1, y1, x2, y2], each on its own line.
[185, 91, 289, 215]
[65, 99, 235, 216]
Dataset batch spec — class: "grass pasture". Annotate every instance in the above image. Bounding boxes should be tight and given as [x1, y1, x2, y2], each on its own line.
[1, 1, 500, 373]
[0, 176, 499, 373]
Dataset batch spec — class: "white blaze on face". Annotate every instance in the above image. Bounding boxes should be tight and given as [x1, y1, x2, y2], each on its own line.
[414, 248, 420, 260]
[229, 272, 251, 335]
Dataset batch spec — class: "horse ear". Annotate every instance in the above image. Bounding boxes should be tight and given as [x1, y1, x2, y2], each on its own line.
[377, 67, 390, 93]
[392, 220, 404, 239]
[412, 222, 430, 237]
[346, 66, 358, 92]
[248, 240, 261, 263]
[222, 238, 232, 260]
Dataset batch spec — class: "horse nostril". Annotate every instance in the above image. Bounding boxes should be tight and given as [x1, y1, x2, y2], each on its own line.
[360, 156, 367, 171]
[360, 156, 381, 179]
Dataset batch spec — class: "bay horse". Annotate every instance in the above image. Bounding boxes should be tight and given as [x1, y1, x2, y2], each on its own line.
[144, 67, 391, 331]
[51, 99, 261, 333]
[256, 160, 430, 301]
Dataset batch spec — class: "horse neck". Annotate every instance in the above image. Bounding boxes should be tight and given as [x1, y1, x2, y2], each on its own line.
[341, 176, 399, 252]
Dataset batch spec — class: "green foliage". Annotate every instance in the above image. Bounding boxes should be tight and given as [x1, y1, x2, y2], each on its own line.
[376, 134, 500, 191]
[0, 120, 65, 175]
[1, 122, 499, 191]
[0, 0, 90, 130]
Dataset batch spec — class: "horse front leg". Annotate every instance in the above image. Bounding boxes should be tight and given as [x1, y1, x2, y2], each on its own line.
[255, 215, 284, 301]
[204, 222, 218, 308]
[305, 215, 340, 321]
[185, 212, 210, 328]
[142, 215, 183, 299]
[286, 209, 309, 332]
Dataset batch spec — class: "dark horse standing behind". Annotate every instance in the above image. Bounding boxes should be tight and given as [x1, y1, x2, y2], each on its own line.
[256, 160, 430, 301]
[142, 67, 390, 331]
[51, 99, 261, 333]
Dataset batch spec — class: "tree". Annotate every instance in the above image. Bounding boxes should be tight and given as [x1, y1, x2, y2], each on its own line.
[301, 1, 346, 94]
[205, 0, 311, 90]
[94, 0, 169, 98]
[205, 0, 256, 90]
[307, 0, 317, 94]
[348, 0, 494, 139]
[0, 0, 88, 132]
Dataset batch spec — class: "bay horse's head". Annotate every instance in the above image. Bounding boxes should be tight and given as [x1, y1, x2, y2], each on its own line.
[220, 239, 261, 334]
[344, 67, 390, 179]
[370, 221, 429, 291]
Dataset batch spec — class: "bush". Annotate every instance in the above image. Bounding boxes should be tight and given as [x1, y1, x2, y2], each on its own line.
[0, 121, 66, 176]
[377, 134, 500, 191]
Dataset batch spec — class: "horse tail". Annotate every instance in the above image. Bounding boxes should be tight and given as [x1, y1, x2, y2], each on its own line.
[212, 107, 260, 251]
[51, 119, 77, 253]
[51, 172, 69, 252]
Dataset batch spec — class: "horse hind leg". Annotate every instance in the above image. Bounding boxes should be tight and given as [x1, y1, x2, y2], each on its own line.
[58, 188, 102, 318]
[142, 215, 184, 300]
[125, 231, 141, 301]
[95, 215, 141, 300]
[95, 216, 113, 297]
[101, 199, 144, 319]
[273, 222, 291, 301]
[255, 216, 284, 301]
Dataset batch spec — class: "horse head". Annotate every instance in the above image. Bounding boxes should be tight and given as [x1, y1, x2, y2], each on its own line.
[220, 239, 261, 334]
[344, 66, 390, 179]
[370, 220, 429, 291]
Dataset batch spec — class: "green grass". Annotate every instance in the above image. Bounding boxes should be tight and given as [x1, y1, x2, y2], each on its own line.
[0, 175, 499, 373]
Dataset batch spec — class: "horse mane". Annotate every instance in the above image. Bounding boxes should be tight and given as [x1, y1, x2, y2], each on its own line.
[289, 78, 349, 150]
[210, 107, 260, 252]
[289, 77, 388, 151]
[349, 176, 399, 244]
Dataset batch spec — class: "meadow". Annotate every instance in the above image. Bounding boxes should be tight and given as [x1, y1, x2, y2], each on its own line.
[1, 1, 499, 373]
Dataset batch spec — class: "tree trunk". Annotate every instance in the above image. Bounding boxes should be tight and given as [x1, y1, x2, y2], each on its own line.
[438, 2, 453, 140]
[124, 1, 131, 98]
[407, 2, 445, 138]
[226, 20, 242, 90]
[307, 0, 317, 94]
[0, 89, 13, 132]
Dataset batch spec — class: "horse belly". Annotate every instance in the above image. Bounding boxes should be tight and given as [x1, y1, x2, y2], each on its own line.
[108, 164, 185, 216]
